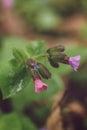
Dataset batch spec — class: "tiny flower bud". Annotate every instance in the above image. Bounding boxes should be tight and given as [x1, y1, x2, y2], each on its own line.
[47, 45, 65, 54]
[29, 68, 41, 80]
[68, 55, 80, 71]
[49, 52, 68, 64]
[56, 52, 68, 64]
[26, 58, 36, 68]
[48, 57, 59, 68]
[37, 63, 51, 79]
[34, 78, 48, 93]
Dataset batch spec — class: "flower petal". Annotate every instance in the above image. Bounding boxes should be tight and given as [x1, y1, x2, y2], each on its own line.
[68, 55, 80, 71]
[34, 78, 48, 93]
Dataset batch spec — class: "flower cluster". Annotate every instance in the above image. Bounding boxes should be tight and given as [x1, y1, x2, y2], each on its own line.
[26, 58, 51, 94]
[47, 45, 80, 71]
[26, 45, 80, 94]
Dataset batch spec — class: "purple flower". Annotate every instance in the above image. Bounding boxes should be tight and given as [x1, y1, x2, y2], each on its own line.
[1, 0, 14, 9]
[34, 78, 48, 93]
[68, 55, 80, 71]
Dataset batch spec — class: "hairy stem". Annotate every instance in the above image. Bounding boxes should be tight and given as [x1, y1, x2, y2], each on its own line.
[33, 52, 48, 59]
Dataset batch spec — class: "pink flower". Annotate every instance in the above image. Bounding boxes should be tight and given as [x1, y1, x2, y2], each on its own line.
[34, 78, 48, 93]
[68, 55, 80, 71]
[1, 0, 14, 8]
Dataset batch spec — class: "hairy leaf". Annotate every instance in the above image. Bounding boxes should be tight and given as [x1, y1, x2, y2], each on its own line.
[26, 40, 46, 56]
[0, 59, 31, 99]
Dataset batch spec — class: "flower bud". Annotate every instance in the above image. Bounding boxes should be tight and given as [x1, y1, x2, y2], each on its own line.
[49, 52, 68, 64]
[26, 59, 41, 72]
[47, 45, 65, 54]
[26, 59, 51, 79]
[29, 68, 41, 80]
[56, 52, 68, 64]
[26, 58, 36, 68]
[37, 63, 51, 79]
[48, 57, 59, 68]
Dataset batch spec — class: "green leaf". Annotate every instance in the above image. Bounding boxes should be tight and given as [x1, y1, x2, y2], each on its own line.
[0, 59, 31, 99]
[21, 115, 37, 130]
[0, 39, 47, 99]
[0, 37, 26, 63]
[26, 40, 46, 56]
[0, 112, 37, 130]
[0, 113, 22, 130]
[13, 48, 28, 63]
[12, 73, 64, 111]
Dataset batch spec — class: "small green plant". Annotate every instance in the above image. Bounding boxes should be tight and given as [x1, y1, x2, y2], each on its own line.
[0, 38, 81, 99]
[0, 37, 87, 130]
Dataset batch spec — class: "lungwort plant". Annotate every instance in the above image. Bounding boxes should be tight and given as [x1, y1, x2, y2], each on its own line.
[0, 38, 80, 99]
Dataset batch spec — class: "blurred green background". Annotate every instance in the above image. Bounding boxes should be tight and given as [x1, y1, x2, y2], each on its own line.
[0, 0, 87, 130]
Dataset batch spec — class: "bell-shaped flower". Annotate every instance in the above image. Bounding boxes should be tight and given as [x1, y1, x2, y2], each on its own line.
[37, 63, 51, 79]
[34, 78, 48, 94]
[68, 55, 80, 71]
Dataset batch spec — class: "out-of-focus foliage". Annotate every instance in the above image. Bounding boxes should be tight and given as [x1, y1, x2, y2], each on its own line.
[0, 38, 26, 63]
[51, 0, 78, 13]
[0, 37, 87, 129]
[15, 0, 87, 32]
[0, 112, 37, 130]
[80, 24, 87, 40]
[81, 0, 87, 13]
[34, 8, 59, 31]
[15, 0, 61, 32]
